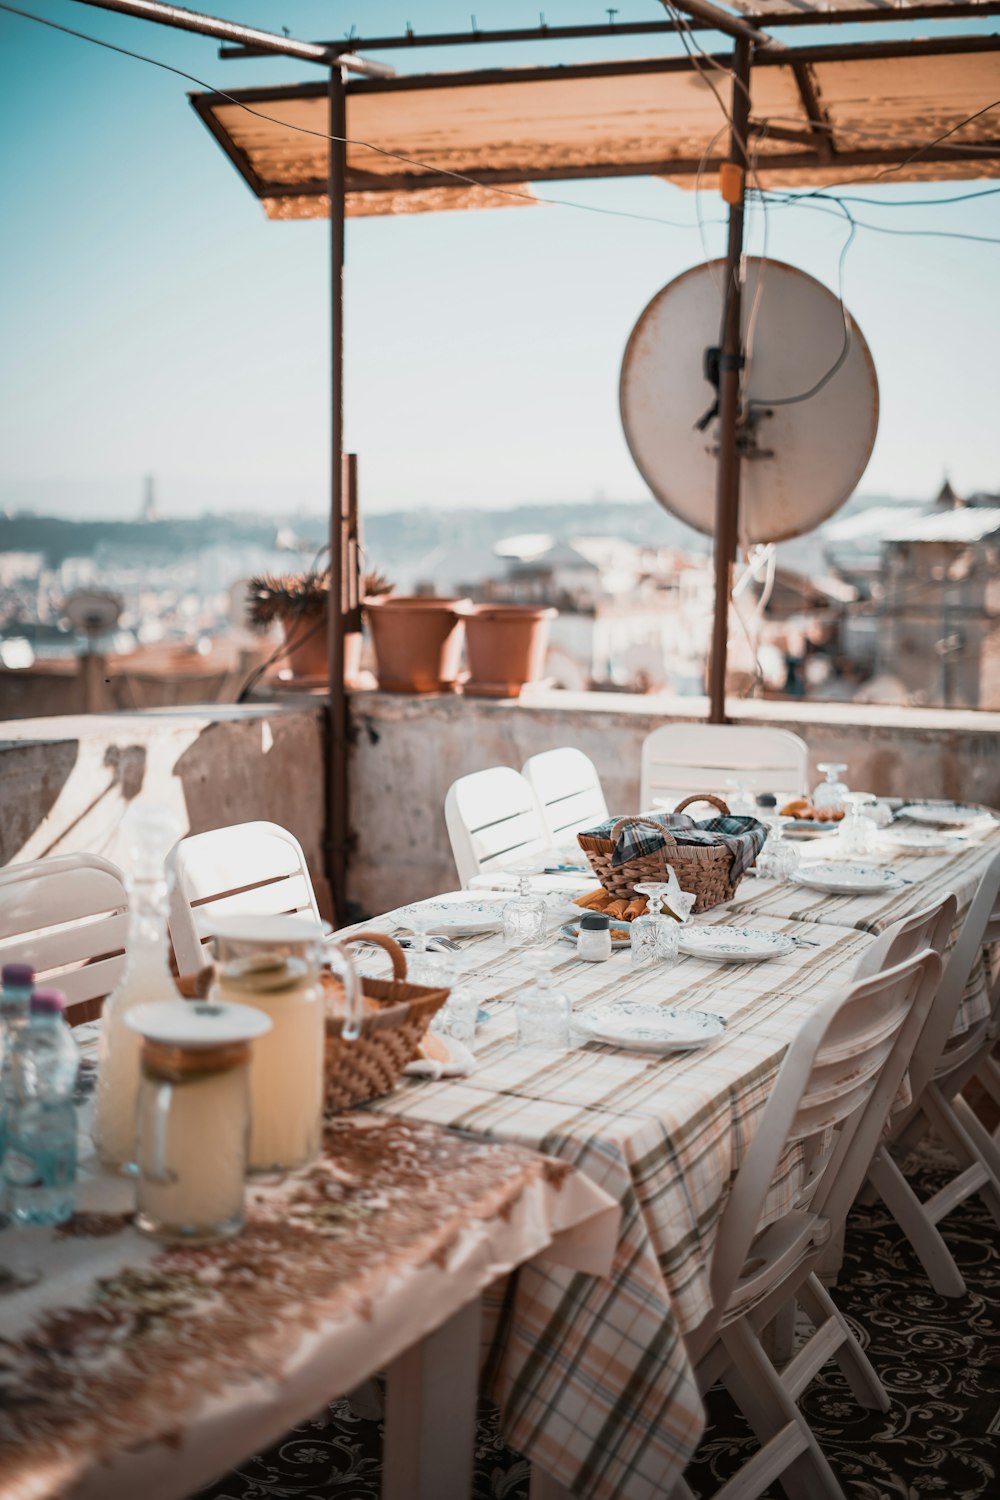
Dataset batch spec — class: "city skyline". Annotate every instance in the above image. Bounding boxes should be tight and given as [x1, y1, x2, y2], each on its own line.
[2, 2, 999, 520]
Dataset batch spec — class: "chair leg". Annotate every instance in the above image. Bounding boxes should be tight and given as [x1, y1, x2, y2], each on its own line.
[865, 1146, 967, 1298]
[719, 1319, 845, 1500]
[921, 1086, 1000, 1229]
[761, 1298, 796, 1367]
[952, 1093, 1000, 1186]
[795, 1274, 889, 1412]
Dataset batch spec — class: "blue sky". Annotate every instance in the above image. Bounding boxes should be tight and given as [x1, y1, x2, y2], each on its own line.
[1, 2, 998, 519]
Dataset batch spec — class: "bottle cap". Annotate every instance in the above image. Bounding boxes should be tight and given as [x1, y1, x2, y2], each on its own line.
[2, 963, 35, 989]
[580, 913, 611, 930]
[31, 989, 67, 1015]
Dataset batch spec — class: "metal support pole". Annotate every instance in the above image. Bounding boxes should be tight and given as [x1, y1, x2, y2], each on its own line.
[707, 35, 753, 724]
[326, 65, 349, 925]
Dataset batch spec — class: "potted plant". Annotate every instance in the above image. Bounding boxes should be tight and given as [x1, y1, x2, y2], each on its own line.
[461, 604, 556, 697]
[364, 593, 471, 694]
[247, 569, 393, 684]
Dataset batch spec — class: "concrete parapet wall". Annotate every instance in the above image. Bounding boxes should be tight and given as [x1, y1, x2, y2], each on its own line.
[346, 689, 1000, 911]
[1, 693, 997, 922]
[0, 706, 332, 918]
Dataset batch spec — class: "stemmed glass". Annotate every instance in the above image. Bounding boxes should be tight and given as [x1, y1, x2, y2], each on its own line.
[630, 882, 681, 969]
[813, 763, 849, 813]
[723, 777, 756, 817]
[756, 814, 800, 881]
[839, 793, 878, 858]
[502, 871, 547, 950]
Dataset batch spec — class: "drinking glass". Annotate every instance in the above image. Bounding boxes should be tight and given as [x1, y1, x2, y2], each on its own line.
[515, 960, 571, 1052]
[813, 763, 849, 813]
[394, 904, 457, 987]
[431, 961, 482, 1050]
[630, 882, 681, 969]
[723, 777, 756, 817]
[839, 793, 878, 858]
[502, 872, 547, 950]
[756, 816, 800, 881]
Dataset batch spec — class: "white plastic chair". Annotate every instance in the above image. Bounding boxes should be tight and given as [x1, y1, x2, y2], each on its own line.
[864, 849, 1000, 1296]
[521, 748, 609, 846]
[639, 724, 808, 812]
[444, 767, 557, 891]
[167, 821, 322, 978]
[677, 948, 941, 1500]
[0, 853, 129, 1026]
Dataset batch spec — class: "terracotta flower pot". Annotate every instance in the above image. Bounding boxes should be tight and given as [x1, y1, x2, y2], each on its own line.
[365, 596, 470, 694]
[462, 605, 556, 699]
[278, 606, 364, 686]
[278, 607, 328, 680]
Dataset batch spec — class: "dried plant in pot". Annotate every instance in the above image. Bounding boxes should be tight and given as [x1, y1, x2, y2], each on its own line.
[246, 569, 393, 683]
[461, 604, 557, 698]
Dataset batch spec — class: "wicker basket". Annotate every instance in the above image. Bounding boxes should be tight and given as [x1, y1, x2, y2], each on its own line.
[323, 931, 450, 1114]
[576, 793, 747, 913]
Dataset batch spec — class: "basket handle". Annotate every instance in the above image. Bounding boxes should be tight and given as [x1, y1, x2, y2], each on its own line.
[340, 930, 408, 980]
[674, 793, 731, 817]
[609, 815, 681, 851]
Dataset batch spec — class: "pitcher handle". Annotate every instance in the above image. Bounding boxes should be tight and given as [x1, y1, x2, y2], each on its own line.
[326, 939, 363, 1042]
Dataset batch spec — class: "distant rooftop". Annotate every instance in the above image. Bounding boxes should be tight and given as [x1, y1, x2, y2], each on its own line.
[881, 508, 1000, 544]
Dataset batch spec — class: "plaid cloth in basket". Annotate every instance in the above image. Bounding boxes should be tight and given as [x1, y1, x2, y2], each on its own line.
[584, 811, 768, 881]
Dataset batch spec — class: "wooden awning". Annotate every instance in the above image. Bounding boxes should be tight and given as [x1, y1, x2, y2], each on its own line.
[191, 35, 1000, 217]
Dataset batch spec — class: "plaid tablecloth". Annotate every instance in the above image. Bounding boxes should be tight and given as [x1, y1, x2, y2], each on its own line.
[349, 906, 878, 1499]
[726, 813, 1000, 1033]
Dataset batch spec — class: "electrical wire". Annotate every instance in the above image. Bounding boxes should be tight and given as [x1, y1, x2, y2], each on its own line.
[748, 197, 858, 408]
[754, 188, 1000, 247]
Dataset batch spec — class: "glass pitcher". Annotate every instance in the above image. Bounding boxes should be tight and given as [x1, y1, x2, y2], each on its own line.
[127, 998, 272, 1242]
[209, 917, 362, 1173]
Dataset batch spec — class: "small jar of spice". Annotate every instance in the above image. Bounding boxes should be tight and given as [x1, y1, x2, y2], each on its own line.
[577, 912, 612, 962]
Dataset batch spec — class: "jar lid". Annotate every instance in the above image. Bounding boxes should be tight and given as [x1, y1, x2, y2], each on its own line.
[579, 913, 611, 930]
[756, 793, 777, 808]
[205, 914, 330, 946]
[125, 1000, 273, 1048]
[2, 963, 35, 989]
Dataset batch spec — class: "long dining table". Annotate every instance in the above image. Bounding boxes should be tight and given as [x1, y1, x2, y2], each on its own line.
[347, 802, 1000, 1500]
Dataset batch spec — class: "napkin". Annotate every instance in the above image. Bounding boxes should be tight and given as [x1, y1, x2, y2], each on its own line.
[406, 1032, 475, 1080]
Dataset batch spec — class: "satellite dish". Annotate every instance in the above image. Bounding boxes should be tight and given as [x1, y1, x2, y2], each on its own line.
[62, 589, 124, 639]
[620, 258, 879, 545]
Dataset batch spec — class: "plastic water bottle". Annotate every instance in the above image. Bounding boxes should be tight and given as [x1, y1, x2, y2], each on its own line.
[4, 989, 80, 1226]
[0, 963, 35, 1211]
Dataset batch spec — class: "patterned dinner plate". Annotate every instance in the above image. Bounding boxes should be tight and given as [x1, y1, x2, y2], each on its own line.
[678, 925, 797, 963]
[576, 1002, 724, 1054]
[396, 894, 510, 936]
[791, 863, 907, 896]
[897, 802, 994, 828]
[879, 826, 966, 852]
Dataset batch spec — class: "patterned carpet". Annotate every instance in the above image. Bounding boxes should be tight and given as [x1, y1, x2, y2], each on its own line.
[196, 1137, 1000, 1500]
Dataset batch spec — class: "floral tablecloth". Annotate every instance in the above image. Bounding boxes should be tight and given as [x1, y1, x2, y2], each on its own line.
[0, 1113, 618, 1500]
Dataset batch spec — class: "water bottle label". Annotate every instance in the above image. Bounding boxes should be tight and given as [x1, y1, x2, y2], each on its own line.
[4, 1141, 76, 1189]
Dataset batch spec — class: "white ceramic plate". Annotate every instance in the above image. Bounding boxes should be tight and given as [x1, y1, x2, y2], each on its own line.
[782, 820, 839, 841]
[897, 802, 993, 828]
[394, 894, 509, 936]
[879, 826, 966, 852]
[576, 1002, 724, 1054]
[791, 863, 907, 896]
[560, 920, 631, 950]
[678, 925, 798, 963]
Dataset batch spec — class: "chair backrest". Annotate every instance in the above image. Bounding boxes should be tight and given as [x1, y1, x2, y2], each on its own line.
[707, 948, 941, 1329]
[167, 821, 321, 977]
[906, 847, 1000, 1099]
[0, 853, 129, 1025]
[639, 723, 809, 811]
[853, 891, 958, 979]
[444, 767, 550, 888]
[521, 748, 609, 845]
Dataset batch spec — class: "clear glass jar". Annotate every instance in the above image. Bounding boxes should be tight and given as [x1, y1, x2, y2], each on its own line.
[515, 963, 571, 1052]
[209, 917, 361, 1173]
[813, 763, 849, 813]
[502, 872, 546, 949]
[630, 882, 681, 968]
[127, 999, 271, 1242]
